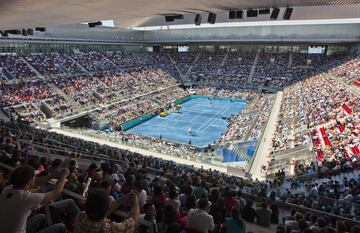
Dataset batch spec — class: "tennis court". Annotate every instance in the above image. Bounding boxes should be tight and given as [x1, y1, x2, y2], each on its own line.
[126, 96, 247, 147]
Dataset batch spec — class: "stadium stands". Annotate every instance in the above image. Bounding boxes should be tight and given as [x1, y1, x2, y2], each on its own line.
[0, 50, 360, 233]
[1, 120, 360, 233]
[1, 0, 360, 232]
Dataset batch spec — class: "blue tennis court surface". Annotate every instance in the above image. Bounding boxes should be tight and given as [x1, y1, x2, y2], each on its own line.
[126, 96, 247, 147]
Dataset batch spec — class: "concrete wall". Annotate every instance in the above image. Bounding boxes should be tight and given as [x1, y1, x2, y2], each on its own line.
[143, 24, 360, 43]
[350, 43, 360, 54]
[5, 23, 360, 44]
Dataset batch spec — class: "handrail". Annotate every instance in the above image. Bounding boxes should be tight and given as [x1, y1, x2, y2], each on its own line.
[2, 120, 163, 169]
[24, 144, 164, 176]
[317, 194, 360, 208]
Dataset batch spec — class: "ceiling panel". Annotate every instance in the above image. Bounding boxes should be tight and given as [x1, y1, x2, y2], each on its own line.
[0, 0, 359, 29]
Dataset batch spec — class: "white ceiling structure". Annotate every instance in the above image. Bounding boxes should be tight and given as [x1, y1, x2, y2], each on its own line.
[0, 0, 360, 29]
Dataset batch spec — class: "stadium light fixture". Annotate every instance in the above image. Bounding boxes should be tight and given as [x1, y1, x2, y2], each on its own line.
[283, 7, 293, 20]
[6, 29, 22, 35]
[165, 14, 184, 22]
[247, 9, 258, 17]
[236, 10, 243, 19]
[27, 28, 34, 35]
[259, 8, 270, 14]
[195, 14, 202, 26]
[0, 31, 8, 37]
[88, 21, 102, 28]
[35, 27, 46, 32]
[22, 29, 28, 36]
[270, 7, 280, 20]
[229, 10, 236, 19]
[208, 12, 216, 24]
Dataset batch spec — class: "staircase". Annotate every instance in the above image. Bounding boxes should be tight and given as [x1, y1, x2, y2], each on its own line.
[100, 53, 121, 70]
[222, 147, 245, 163]
[0, 68, 9, 81]
[21, 57, 44, 78]
[0, 107, 10, 122]
[221, 53, 229, 67]
[184, 65, 193, 78]
[55, 63, 69, 74]
[227, 143, 252, 163]
[288, 53, 293, 68]
[247, 50, 260, 82]
[1, 68, 14, 79]
[66, 55, 92, 75]
[183, 53, 200, 80]
[244, 99, 268, 141]
[166, 54, 186, 82]
[48, 83, 80, 109]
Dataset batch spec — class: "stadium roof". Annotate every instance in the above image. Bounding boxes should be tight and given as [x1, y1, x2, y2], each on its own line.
[0, 0, 360, 29]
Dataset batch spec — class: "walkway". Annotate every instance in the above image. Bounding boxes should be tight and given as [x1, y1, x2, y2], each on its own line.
[249, 91, 283, 180]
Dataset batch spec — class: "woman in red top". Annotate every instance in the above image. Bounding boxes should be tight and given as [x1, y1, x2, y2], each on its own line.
[224, 191, 238, 216]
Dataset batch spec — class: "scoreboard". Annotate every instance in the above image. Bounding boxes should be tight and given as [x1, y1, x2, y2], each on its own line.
[308, 45, 327, 54]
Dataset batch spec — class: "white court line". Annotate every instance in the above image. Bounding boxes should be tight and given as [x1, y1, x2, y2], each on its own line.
[199, 107, 229, 133]
[163, 103, 204, 128]
[197, 106, 228, 132]
[162, 103, 200, 127]
[170, 119, 203, 126]
[200, 117, 220, 134]
[155, 100, 237, 136]
[185, 110, 206, 126]
[135, 123, 190, 134]
[146, 119, 203, 132]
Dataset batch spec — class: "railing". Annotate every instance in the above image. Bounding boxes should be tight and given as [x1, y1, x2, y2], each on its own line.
[1, 122, 203, 174]
[23, 140, 164, 177]
[59, 127, 229, 171]
[312, 194, 360, 216]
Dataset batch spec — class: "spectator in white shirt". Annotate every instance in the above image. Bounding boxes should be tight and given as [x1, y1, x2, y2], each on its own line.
[186, 198, 215, 233]
[0, 165, 70, 233]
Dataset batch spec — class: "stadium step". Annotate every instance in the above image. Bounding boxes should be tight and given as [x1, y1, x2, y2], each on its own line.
[244, 98, 269, 141]
[182, 53, 201, 80]
[20, 57, 44, 78]
[248, 50, 260, 82]
[100, 53, 121, 70]
[0, 107, 10, 122]
[0, 68, 9, 80]
[288, 53, 293, 68]
[1, 67, 14, 79]
[48, 83, 80, 109]
[216, 53, 229, 76]
[184, 65, 194, 79]
[55, 63, 70, 74]
[231, 145, 251, 163]
[66, 55, 92, 75]
[166, 54, 187, 82]
[220, 52, 228, 67]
